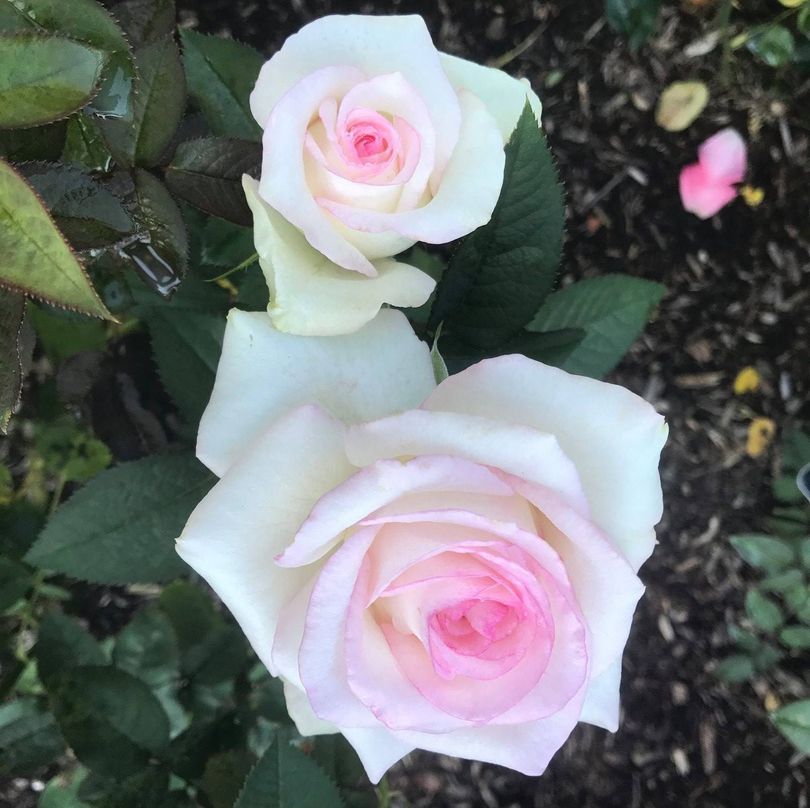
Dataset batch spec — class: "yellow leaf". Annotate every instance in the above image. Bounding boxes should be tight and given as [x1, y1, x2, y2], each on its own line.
[740, 185, 764, 207]
[733, 366, 761, 394]
[655, 81, 710, 132]
[779, 0, 805, 7]
[746, 417, 776, 458]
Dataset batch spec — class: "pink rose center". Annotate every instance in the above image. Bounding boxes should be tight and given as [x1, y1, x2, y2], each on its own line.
[341, 109, 397, 165]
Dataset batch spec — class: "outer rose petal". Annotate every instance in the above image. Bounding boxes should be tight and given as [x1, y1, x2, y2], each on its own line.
[679, 162, 737, 219]
[319, 91, 505, 245]
[197, 308, 435, 477]
[579, 656, 622, 732]
[421, 356, 667, 571]
[698, 127, 746, 184]
[243, 177, 435, 335]
[249, 15, 462, 171]
[439, 53, 543, 140]
[283, 680, 338, 737]
[176, 405, 354, 675]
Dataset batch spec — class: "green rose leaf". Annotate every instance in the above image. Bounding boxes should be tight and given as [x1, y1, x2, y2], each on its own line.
[747, 25, 796, 68]
[429, 103, 565, 348]
[714, 654, 755, 684]
[39, 767, 92, 808]
[113, 607, 180, 690]
[0, 33, 106, 128]
[527, 274, 665, 378]
[50, 665, 170, 779]
[730, 533, 795, 573]
[779, 626, 810, 649]
[113, 0, 176, 48]
[771, 699, 810, 754]
[235, 736, 345, 808]
[34, 612, 108, 689]
[0, 158, 112, 319]
[0, 0, 135, 119]
[23, 163, 134, 249]
[181, 30, 264, 140]
[0, 698, 65, 776]
[165, 137, 262, 226]
[98, 34, 186, 167]
[25, 452, 214, 584]
[606, 0, 661, 50]
[0, 120, 67, 162]
[0, 556, 32, 610]
[0, 292, 30, 433]
[745, 589, 784, 632]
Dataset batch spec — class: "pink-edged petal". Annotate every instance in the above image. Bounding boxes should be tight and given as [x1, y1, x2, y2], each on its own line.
[258, 65, 376, 274]
[439, 52, 543, 140]
[698, 127, 746, 184]
[243, 177, 435, 336]
[422, 356, 667, 571]
[176, 405, 353, 676]
[318, 90, 504, 244]
[277, 455, 513, 568]
[679, 162, 737, 219]
[344, 409, 590, 518]
[197, 307, 435, 477]
[507, 476, 644, 678]
[249, 15, 461, 172]
[282, 680, 339, 737]
[340, 727, 413, 784]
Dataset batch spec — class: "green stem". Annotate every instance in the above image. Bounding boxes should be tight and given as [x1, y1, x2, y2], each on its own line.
[206, 252, 259, 283]
[48, 473, 67, 516]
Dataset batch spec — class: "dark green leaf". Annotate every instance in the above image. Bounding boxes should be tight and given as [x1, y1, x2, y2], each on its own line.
[87, 764, 171, 808]
[39, 767, 93, 808]
[779, 625, 810, 649]
[26, 452, 214, 584]
[761, 569, 804, 593]
[99, 35, 186, 167]
[167, 712, 244, 781]
[527, 274, 665, 378]
[181, 30, 263, 140]
[0, 500, 45, 560]
[1, 0, 135, 119]
[782, 430, 810, 475]
[0, 33, 106, 128]
[441, 327, 584, 374]
[131, 169, 189, 281]
[800, 538, 810, 570]
[799, 4, 810, 38]
[62, 114, 113, 172]
[28, 305, 108, 364]
[113, 0, 176, 48]
[165, 137, 261, 225]
[0, 120, 66, 161]
[0, 698, 65, 775]
[773, 474, 805, 504]
[0, 292, 28, 433]
[206, 749, 256, 808]
[34, 612, 107, 689]
[728, 624, 761, 653]
[752, 641, 783, 671]
[0, 158, 112, 318]
[235, 737, 344, 808]
[771, 699, 810, 754]
[113, 606, 180, 689]
[730, 533, 795, 573]
[0, 556, 32, 610]
[715, 654, 754, 683]
[747, 26, 795, 68]
[606, 0, 661, 50]
[312, 736, 375, 808]
[745, 589, 784, 632]
[50, 665, 170, 779]
[429, 103, 564, 348]
[23, 163, 134, 249]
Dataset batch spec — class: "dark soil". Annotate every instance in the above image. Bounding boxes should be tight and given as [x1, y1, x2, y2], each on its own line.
[172, 0, 810, 806]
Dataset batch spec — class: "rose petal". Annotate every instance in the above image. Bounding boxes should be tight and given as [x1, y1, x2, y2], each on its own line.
[698, 127, 746, 184]
[579, 656, 622, 732]
[176, 405, 353, 675]
[421, 356, 667, 570]
[243, 177, 435, 336]
[197, 306, 435, 476]
[250, 14, 461, 171]
[679, 162, 737, 219]
[439, 52, 543, 140]
[319, 90, 504, 245]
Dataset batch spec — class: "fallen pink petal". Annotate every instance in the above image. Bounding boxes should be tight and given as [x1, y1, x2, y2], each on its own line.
[679, 127, 747, 218]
